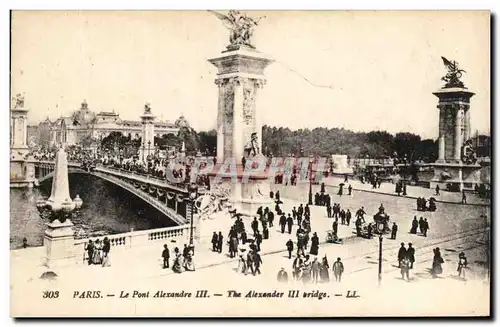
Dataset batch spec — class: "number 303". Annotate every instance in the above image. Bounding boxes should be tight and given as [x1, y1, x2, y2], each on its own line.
[43, 291, 59, 298]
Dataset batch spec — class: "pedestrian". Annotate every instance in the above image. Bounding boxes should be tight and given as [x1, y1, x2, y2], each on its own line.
[279, 214, 286, 234]
[161, 244, 170, 269]
[305, 204, 310, 217]
[238, 254, 247, 275]
[346, 209, 352, 226]
[22, 237, 28, 249]
[327, 204, 332, 218]
[286, 239, 294, 259]
[85, 240, 94, 265]
[332, 257, 344, 282]
[310, 232, 319, 256]
[253, 251, 262, 275]
[332, 219, 338, 236]
[435, 184, 440, 196]
[277, 267, 288, 283]
[391, 222, 398, 240]
[101, 237, 111, 267]
[461, 190, 467, 204]
[255, 231, 263, 252]
[457, 252, 468, 279]
[311, 258, 321, 283]
[268, 210, 274, 227]
[423, 218, 429, 237]
[287, 214, 293, 234]
[400, 257, 410, 281]
[410, 216, 418, 234]
[431, 247, 444, 277]
[407, 243, 415, 269]
[418, 217, 425, 235]
[319, 256, 330, 283]
[348, 184, 352, 196]
[367, 223, 373, 239]
[211, 232, 218, 252]
[217, 231, 223, 253]
[251, 217, 259, 236]
[398, 243, 407, 268]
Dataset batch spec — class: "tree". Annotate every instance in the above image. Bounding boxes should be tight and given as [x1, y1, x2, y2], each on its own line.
[198, 129, 217, 154]
[392, 132, 422, 160]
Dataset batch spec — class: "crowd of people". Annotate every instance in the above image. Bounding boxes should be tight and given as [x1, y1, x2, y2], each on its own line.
[84, 237, 111, 267]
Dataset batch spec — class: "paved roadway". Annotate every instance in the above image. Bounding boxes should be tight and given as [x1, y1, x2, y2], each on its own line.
[10, 183, 490, 316]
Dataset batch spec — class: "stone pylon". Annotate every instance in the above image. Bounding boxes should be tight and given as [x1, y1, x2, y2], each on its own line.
[46, 147, 75, 212]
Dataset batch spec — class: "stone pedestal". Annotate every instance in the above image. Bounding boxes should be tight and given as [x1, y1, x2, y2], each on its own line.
[44, 220, 76, 268]
[209, 164, 273, 217]
[208, 45, 274, 216]
[430, 162, 481, 192]
[430, 87, 480, 191]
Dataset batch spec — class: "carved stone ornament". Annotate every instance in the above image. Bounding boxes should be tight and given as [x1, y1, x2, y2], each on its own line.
[242, 85, 254, 124]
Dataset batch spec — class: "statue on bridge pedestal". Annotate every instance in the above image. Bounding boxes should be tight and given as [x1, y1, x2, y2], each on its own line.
[462, 139, 477, 165]
[440, 56, 466, 89]
[209, 10, 266, 49]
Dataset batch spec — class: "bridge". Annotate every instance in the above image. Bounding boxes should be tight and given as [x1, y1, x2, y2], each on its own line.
[33, 160, 194, 226]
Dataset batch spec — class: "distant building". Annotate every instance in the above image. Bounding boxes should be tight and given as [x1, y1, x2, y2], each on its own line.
[469, 134, 491, 158]
[36, 100, 180, 147]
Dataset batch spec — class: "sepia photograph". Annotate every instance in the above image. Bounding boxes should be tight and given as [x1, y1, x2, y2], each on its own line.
[9, 10, 491, 317]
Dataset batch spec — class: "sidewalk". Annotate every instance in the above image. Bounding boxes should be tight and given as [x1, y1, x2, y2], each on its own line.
[10, 196, 356, 284]
[321, 176, 489, 206]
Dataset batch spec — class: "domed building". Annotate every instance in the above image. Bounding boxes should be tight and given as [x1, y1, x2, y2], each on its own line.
[39, 100, 180, 147]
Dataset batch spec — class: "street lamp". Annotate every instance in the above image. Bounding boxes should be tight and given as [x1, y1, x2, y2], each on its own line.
[308, 154, 313, 206]
[377, 222, 384, 285]
[188, 183, 198, 252]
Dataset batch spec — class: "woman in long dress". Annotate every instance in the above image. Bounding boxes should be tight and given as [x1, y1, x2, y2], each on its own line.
[238, 254, 247, 275]
[92, 239, 102, 265]
[101, 237, 111, 267]
[172, 247, 185, 274]
[431, 247, 444, 277]
[184, 250, 195, 272]
[301, 256, 312, 284]
[319, 256, 330, 283]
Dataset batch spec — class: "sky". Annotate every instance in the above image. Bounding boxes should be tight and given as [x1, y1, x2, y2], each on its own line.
[11, 10, 490, 139]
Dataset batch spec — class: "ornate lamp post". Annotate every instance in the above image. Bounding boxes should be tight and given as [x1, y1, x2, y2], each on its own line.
[188, 183, 198, 251]
[308, 154, 313, 206]
[377, 221, 384, 285]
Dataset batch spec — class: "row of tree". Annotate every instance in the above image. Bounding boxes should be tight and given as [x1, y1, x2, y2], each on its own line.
[261, 126, 438, 162]
[96, 125, 438, 162]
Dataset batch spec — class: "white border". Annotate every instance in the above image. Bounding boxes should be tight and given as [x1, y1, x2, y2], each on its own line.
[1, 0, 497, 325]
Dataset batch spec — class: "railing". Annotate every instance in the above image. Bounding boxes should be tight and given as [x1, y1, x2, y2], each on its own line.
[92, 171, 187, 225]
[74, 225, 193, 259]
[95, 166, 188, 193]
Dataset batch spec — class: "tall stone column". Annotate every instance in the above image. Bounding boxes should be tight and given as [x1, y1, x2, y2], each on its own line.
[140, 103, 155, 162]
[454, 106, 463, 161]
[231, 77, 245, 163]
[215, 79, 226, 163]
[208, 45, 274, 214]
[464, 108, 471, 141]
[438, 135, 445, 162]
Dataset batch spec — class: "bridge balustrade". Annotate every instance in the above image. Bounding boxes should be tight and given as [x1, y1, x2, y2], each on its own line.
[74, 224, 194, 263]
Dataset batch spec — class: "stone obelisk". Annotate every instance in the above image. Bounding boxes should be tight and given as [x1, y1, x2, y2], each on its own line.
[44, 147, 77, 268]
[45, 147, 75, 212]
[208, 10, 274, 215]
